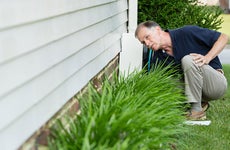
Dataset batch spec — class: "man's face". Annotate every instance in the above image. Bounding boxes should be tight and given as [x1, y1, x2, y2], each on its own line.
[137, 26, 160, 51]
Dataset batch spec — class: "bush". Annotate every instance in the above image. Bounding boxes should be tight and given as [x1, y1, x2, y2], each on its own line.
[138, 0, 223, 30]
[48, 65, 186, 150]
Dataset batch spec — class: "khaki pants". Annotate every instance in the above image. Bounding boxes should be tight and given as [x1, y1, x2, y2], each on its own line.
[181, 55, 227, 103]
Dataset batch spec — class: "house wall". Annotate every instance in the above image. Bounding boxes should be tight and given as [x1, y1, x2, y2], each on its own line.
[0, 0, 128, 149]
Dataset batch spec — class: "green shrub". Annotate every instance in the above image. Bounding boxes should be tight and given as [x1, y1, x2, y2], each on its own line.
[48, 65, 187, 150]
[138, 0, 223, 30]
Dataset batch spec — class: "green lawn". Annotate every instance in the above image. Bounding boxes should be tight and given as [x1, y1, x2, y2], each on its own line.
[178, 64, 230, 150]
[218, 14, 230, 44]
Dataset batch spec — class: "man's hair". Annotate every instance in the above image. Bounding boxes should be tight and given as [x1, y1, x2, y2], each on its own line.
[135, 21, 160, 37]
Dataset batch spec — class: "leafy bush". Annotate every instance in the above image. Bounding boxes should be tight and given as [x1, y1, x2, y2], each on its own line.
[138, 0, 223, 30]
[48, 65, 186, 150]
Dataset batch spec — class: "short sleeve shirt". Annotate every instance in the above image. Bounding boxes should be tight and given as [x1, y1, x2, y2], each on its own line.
[167, 25, 222, 69]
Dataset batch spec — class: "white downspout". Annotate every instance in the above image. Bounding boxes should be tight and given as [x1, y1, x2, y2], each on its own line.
[128, 0, 138, 33]
[119, 0, 143, 77]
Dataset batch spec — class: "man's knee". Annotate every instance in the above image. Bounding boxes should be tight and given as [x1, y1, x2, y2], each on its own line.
[181, 55, 196, 70]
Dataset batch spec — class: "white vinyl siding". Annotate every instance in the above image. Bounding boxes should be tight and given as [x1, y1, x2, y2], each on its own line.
[0, 0, 128, 149]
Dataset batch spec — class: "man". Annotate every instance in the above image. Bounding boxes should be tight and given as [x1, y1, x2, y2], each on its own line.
[135, 21, 229, 120]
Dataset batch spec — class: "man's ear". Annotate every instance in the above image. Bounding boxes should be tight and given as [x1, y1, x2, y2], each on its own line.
[155, 26, 161, 31]
[155, 26, 163, 36]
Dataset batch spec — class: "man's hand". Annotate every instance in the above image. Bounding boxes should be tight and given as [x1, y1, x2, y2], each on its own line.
[190, 53, 211, 66]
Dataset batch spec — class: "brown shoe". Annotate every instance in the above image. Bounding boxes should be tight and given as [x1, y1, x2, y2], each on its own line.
[187, 110, 207, 121]
[201, 102, 209, 112]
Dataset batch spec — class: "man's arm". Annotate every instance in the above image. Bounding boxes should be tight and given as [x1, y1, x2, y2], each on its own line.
[190, 33, 229, 66]
[206, 33, 229, 62]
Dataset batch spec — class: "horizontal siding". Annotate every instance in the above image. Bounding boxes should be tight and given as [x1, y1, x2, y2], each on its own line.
[0, 36, 124, 150]
[0, 22, 127, 131]
[0, 11, 127, 99]
[0, 0, 117, 29]
[0, 0, 127, 64]
[0, 0, 128, 149]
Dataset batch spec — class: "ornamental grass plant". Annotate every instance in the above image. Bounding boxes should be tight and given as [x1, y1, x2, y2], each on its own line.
[48, 65, 187, 150]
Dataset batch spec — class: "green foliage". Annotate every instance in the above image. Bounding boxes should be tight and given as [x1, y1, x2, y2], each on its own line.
[138, 0, 223, 30]
[48, 65, 187, 150]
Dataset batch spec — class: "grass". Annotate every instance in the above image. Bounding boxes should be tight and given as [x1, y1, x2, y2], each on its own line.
[48, 64, 230, 149]
[48, 65, 187, 150]
[218, 14, 230, 43]
[218, 14, 230, 37]
[177, 64, 230, 150]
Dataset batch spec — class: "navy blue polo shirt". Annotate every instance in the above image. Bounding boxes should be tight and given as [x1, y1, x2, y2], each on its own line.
[167, 25, 222, 69]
